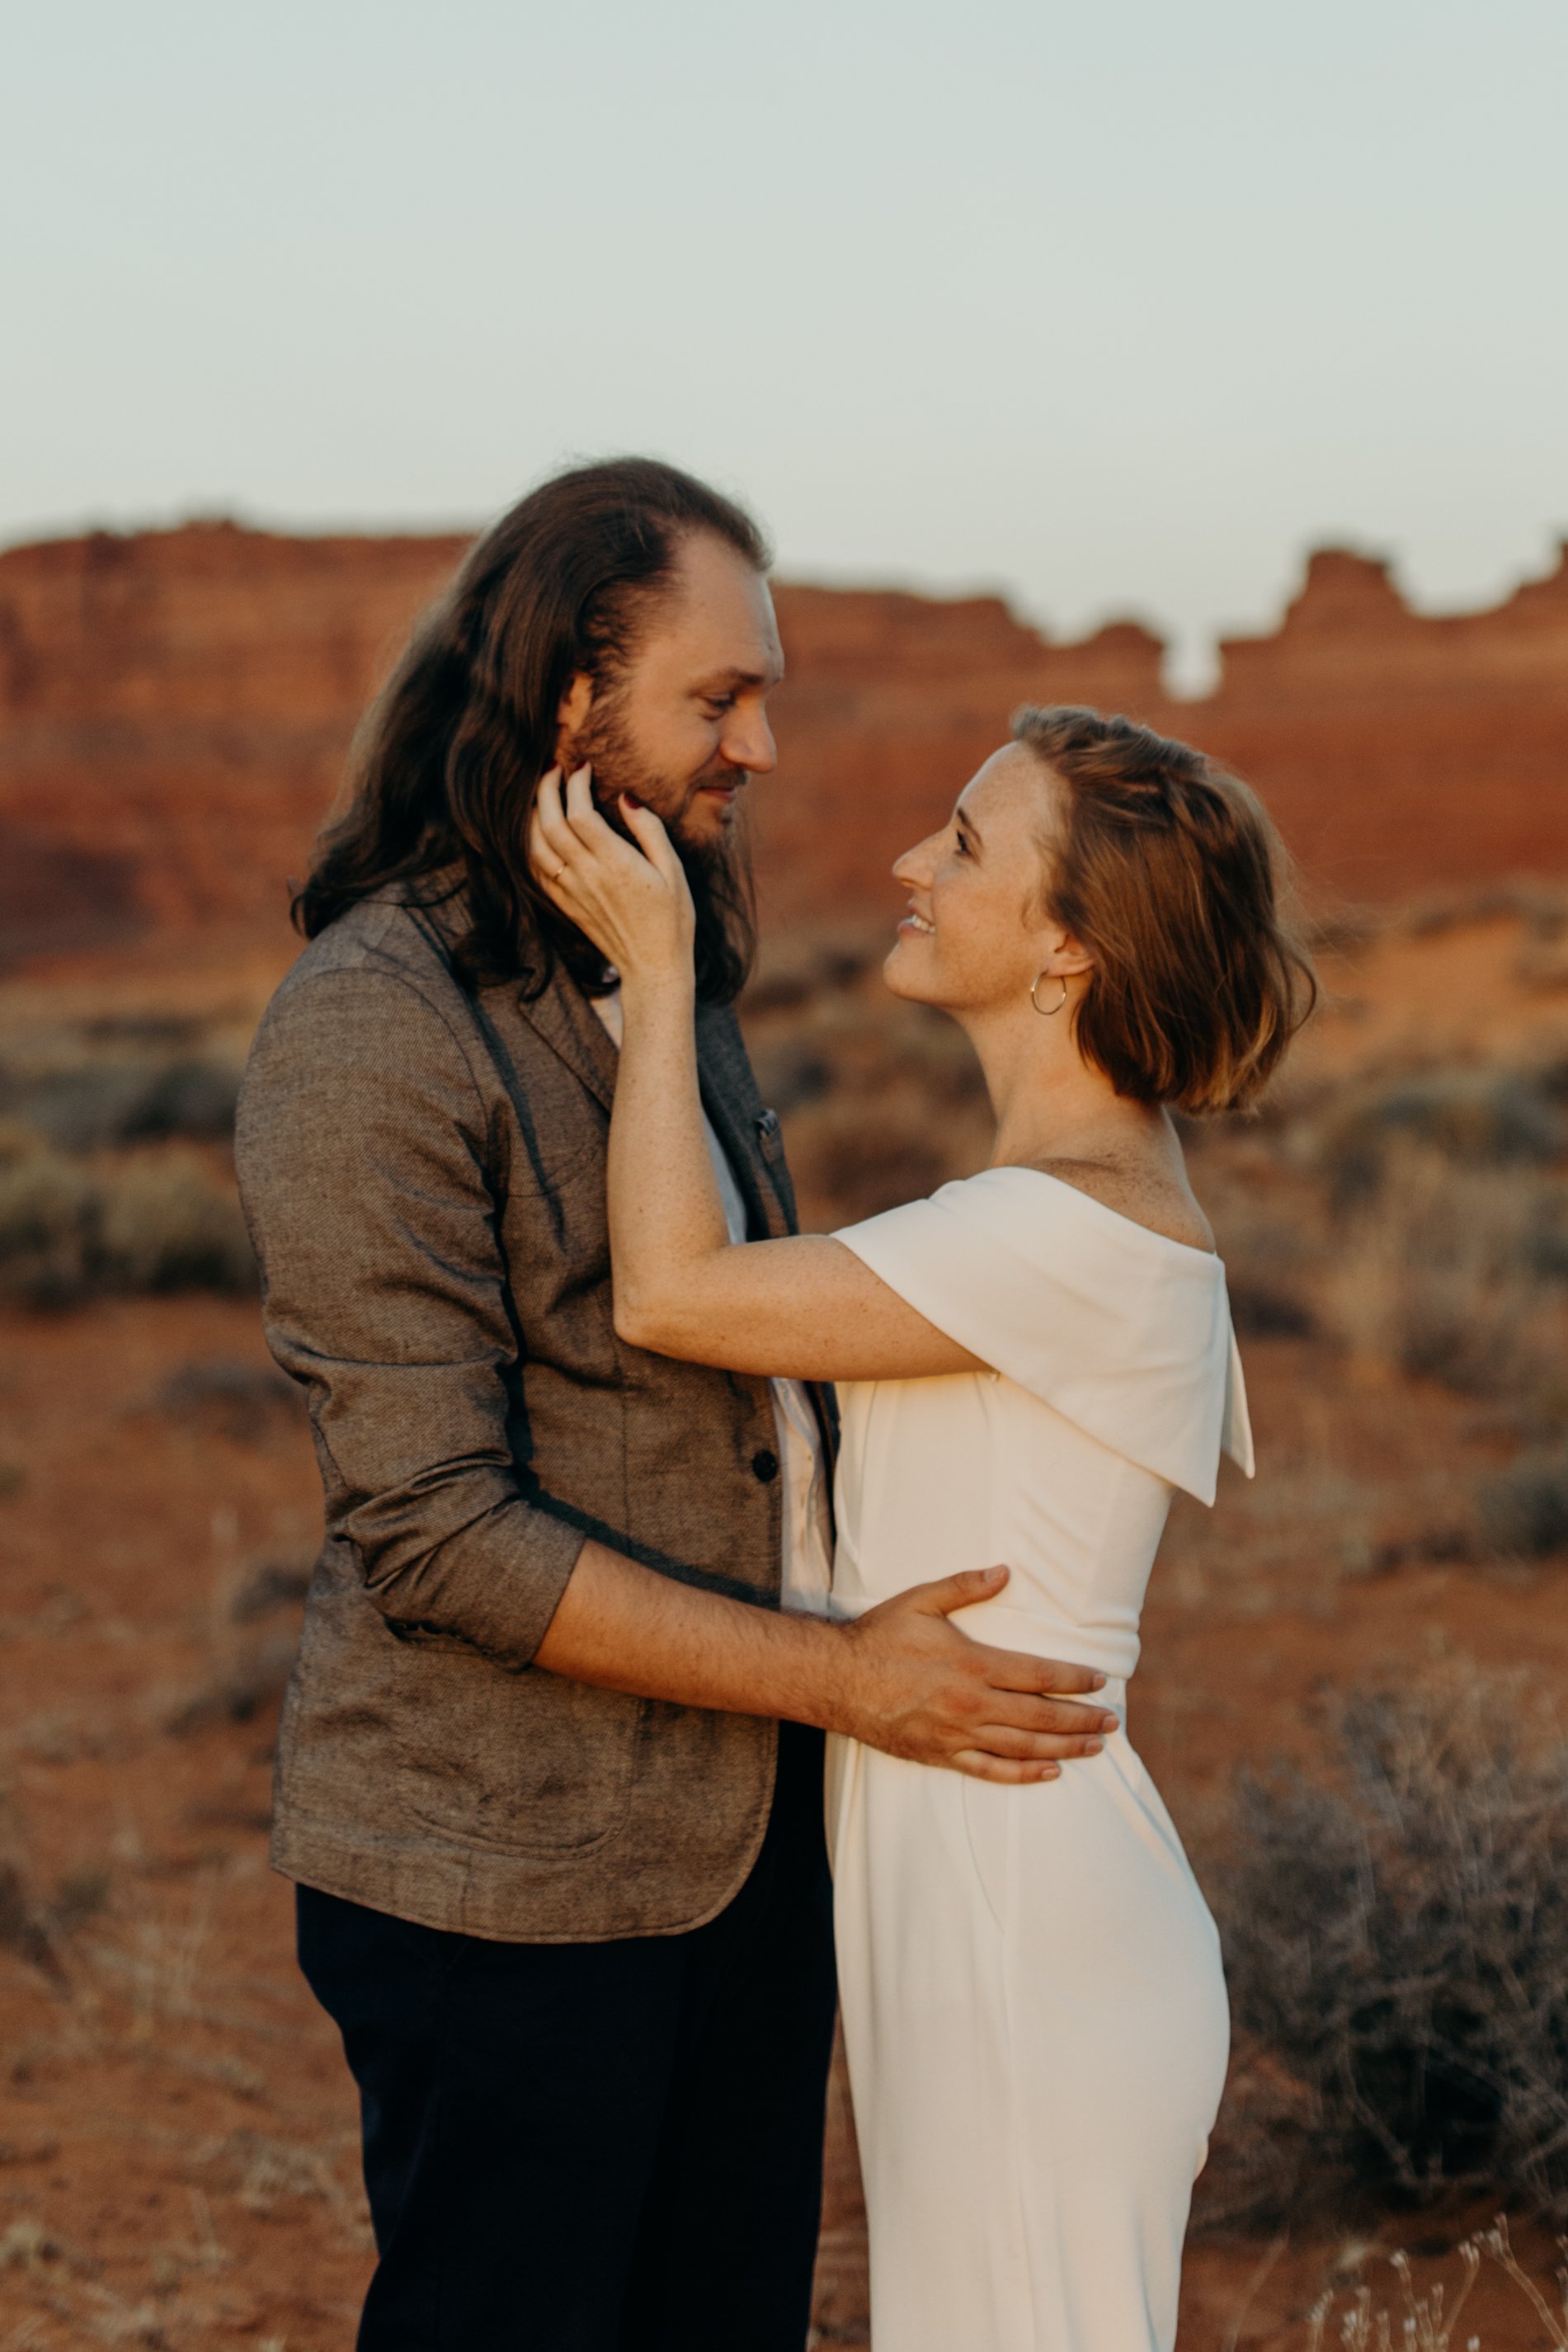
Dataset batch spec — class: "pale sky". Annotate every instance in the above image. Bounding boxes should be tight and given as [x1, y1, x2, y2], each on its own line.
[4, 0, 1566, 682]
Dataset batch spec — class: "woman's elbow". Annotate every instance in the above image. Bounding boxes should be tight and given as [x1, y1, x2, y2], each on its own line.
[612, 1283, 675, 1353]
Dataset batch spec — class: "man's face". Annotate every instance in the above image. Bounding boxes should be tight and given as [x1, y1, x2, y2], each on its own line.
[558, 530, 784, 854]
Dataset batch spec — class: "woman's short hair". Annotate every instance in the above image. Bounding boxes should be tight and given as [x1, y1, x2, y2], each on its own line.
[1011, 705, 1316, 1114]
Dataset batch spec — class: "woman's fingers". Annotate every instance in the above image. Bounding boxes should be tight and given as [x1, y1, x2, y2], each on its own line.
[564, 762, 614, 843]
[619, 794, 683, 884]
[530, 767, 577, 875]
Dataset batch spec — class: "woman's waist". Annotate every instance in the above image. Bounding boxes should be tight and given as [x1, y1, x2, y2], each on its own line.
[831, 1561, 1140, 1685]
[947, 1600, 1137, 1685]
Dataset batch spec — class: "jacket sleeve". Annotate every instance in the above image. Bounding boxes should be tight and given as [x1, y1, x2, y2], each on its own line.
[234, 964, 586, 1665]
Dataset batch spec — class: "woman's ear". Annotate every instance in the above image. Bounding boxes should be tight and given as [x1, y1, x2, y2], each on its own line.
[554, 672, 594, 765]
[1035, 921, 1095, 981]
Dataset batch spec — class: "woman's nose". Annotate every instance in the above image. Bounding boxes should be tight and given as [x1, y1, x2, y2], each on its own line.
[892, 835, 939, 887]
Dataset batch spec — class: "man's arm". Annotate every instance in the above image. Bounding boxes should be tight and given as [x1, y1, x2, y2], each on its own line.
[536, 1546, 1114, 1784]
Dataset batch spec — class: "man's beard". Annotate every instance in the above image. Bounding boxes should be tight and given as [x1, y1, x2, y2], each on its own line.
[557, 691, 756, 997]
[565, 690, 742, 846]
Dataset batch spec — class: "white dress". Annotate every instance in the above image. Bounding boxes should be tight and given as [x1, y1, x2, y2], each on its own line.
[826, 1167, 1253, 2352]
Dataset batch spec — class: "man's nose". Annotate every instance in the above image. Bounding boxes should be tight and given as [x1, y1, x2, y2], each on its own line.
[724, 706, 777, 776]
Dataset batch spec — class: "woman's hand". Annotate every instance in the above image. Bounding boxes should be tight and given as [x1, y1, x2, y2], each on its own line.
[529, 765, 695, 987]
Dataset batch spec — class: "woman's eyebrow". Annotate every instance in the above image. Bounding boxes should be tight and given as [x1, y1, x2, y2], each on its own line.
[958, 809, 984, 849]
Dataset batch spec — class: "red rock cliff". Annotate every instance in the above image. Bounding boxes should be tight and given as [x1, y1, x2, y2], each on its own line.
[2, 522, 1566, 960]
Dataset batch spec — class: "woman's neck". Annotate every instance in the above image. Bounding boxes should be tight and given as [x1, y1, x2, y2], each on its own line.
[958, 1001, 1167, 1173]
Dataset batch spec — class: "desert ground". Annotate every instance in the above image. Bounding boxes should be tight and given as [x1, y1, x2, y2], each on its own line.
[5, 900, 1568, 2350]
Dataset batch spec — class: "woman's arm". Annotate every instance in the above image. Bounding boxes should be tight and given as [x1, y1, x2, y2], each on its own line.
[531, 769, 984, 1381]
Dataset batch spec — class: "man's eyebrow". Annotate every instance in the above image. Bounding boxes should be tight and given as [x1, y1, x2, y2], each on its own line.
[694, 662, 784, 691]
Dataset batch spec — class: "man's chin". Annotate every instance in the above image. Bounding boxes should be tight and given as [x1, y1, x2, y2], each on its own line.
[673, 793, 741, 854]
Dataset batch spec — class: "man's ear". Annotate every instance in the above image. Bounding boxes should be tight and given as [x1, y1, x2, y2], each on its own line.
[554, 672, 593, 765]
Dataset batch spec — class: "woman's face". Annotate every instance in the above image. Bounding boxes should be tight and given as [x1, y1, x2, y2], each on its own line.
[883, 746, 1068, 1015]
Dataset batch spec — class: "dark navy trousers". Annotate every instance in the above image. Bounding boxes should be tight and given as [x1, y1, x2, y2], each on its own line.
[297, 1722, 837, 2352]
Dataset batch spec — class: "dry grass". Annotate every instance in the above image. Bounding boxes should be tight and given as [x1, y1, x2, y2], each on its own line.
[1286, 2218, 1568, 2352]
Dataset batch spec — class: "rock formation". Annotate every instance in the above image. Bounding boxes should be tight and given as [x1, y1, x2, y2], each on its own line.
[0, 521, 468, 959]
[2, 521, 1566, 963]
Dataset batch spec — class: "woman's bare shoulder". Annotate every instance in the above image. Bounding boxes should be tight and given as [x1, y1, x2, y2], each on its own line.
[1023, 1155, 1217, 1256]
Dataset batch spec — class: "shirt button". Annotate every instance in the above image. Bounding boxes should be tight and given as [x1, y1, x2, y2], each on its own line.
[751, 1449, 779, 1483]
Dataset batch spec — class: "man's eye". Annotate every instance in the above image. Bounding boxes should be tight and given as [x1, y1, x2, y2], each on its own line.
[704, 695, 736, 716]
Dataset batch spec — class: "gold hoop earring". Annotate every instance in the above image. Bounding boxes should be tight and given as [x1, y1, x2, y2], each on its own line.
[1030, 973, 1069, 1016]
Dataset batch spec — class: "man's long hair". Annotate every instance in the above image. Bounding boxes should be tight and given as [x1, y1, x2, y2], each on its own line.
[293, 458, 769, 1002]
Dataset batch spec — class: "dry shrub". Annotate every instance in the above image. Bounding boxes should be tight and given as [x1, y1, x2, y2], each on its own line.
[1201, 1680, 1568, 2230]
[1316, 1143, 1556, 1398]
[0, 1120, 98, 1302]
[1316, 1072, 1565, 1207]
[0, 1125, 255, 1304]
[0, 1053, 241, 1149]
[155, 1358, 301, 1443]
[758, 989, 991, 1226]
[784, 1091, 972, 1227]
[1192, 1155, 1326, 1340]
[97, 1153, 253, 1293]
[1475, 1449, 1568, 1561]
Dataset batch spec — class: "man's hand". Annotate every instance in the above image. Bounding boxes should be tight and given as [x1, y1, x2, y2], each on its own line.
[534, 1543, 1116, 1784]
[825, 1565, 1118, 1784]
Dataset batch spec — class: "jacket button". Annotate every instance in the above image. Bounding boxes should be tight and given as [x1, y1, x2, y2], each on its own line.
[751, 1448, 779, 1483]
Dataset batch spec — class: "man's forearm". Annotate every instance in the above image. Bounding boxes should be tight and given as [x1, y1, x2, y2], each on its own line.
[532, 1538, 846, 1728]
[530, 1540, 1118, 1784]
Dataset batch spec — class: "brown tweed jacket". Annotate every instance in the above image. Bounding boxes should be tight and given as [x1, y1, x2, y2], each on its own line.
[235, 891, 828, 1942]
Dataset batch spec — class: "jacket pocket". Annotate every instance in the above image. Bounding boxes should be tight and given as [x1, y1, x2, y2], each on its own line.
[394, 1654, 645, 1855]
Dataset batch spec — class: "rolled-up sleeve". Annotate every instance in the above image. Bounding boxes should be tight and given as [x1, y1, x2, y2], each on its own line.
[234, 966, 586, 1664]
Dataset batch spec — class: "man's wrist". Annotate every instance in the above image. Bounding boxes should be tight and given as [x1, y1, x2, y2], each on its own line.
[775, 1610, 858, 1738]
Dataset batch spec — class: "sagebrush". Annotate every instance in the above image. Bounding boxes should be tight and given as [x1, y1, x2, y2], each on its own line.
[1201, 1681, 1568, 2230]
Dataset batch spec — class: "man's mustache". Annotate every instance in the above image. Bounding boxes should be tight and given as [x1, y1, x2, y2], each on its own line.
[590, 767, 751, 840]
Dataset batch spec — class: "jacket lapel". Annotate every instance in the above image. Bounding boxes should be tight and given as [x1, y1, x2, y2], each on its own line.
[402, 884, 619, 1116]
[510, 972, 619, 1115]
[696, 1004, 794, 1242]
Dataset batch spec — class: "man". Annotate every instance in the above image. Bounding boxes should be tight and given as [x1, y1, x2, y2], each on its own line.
[235, 457, 1114, 2351]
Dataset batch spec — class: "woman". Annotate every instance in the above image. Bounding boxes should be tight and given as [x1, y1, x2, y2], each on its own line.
[531, 704, 1314, 2351]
